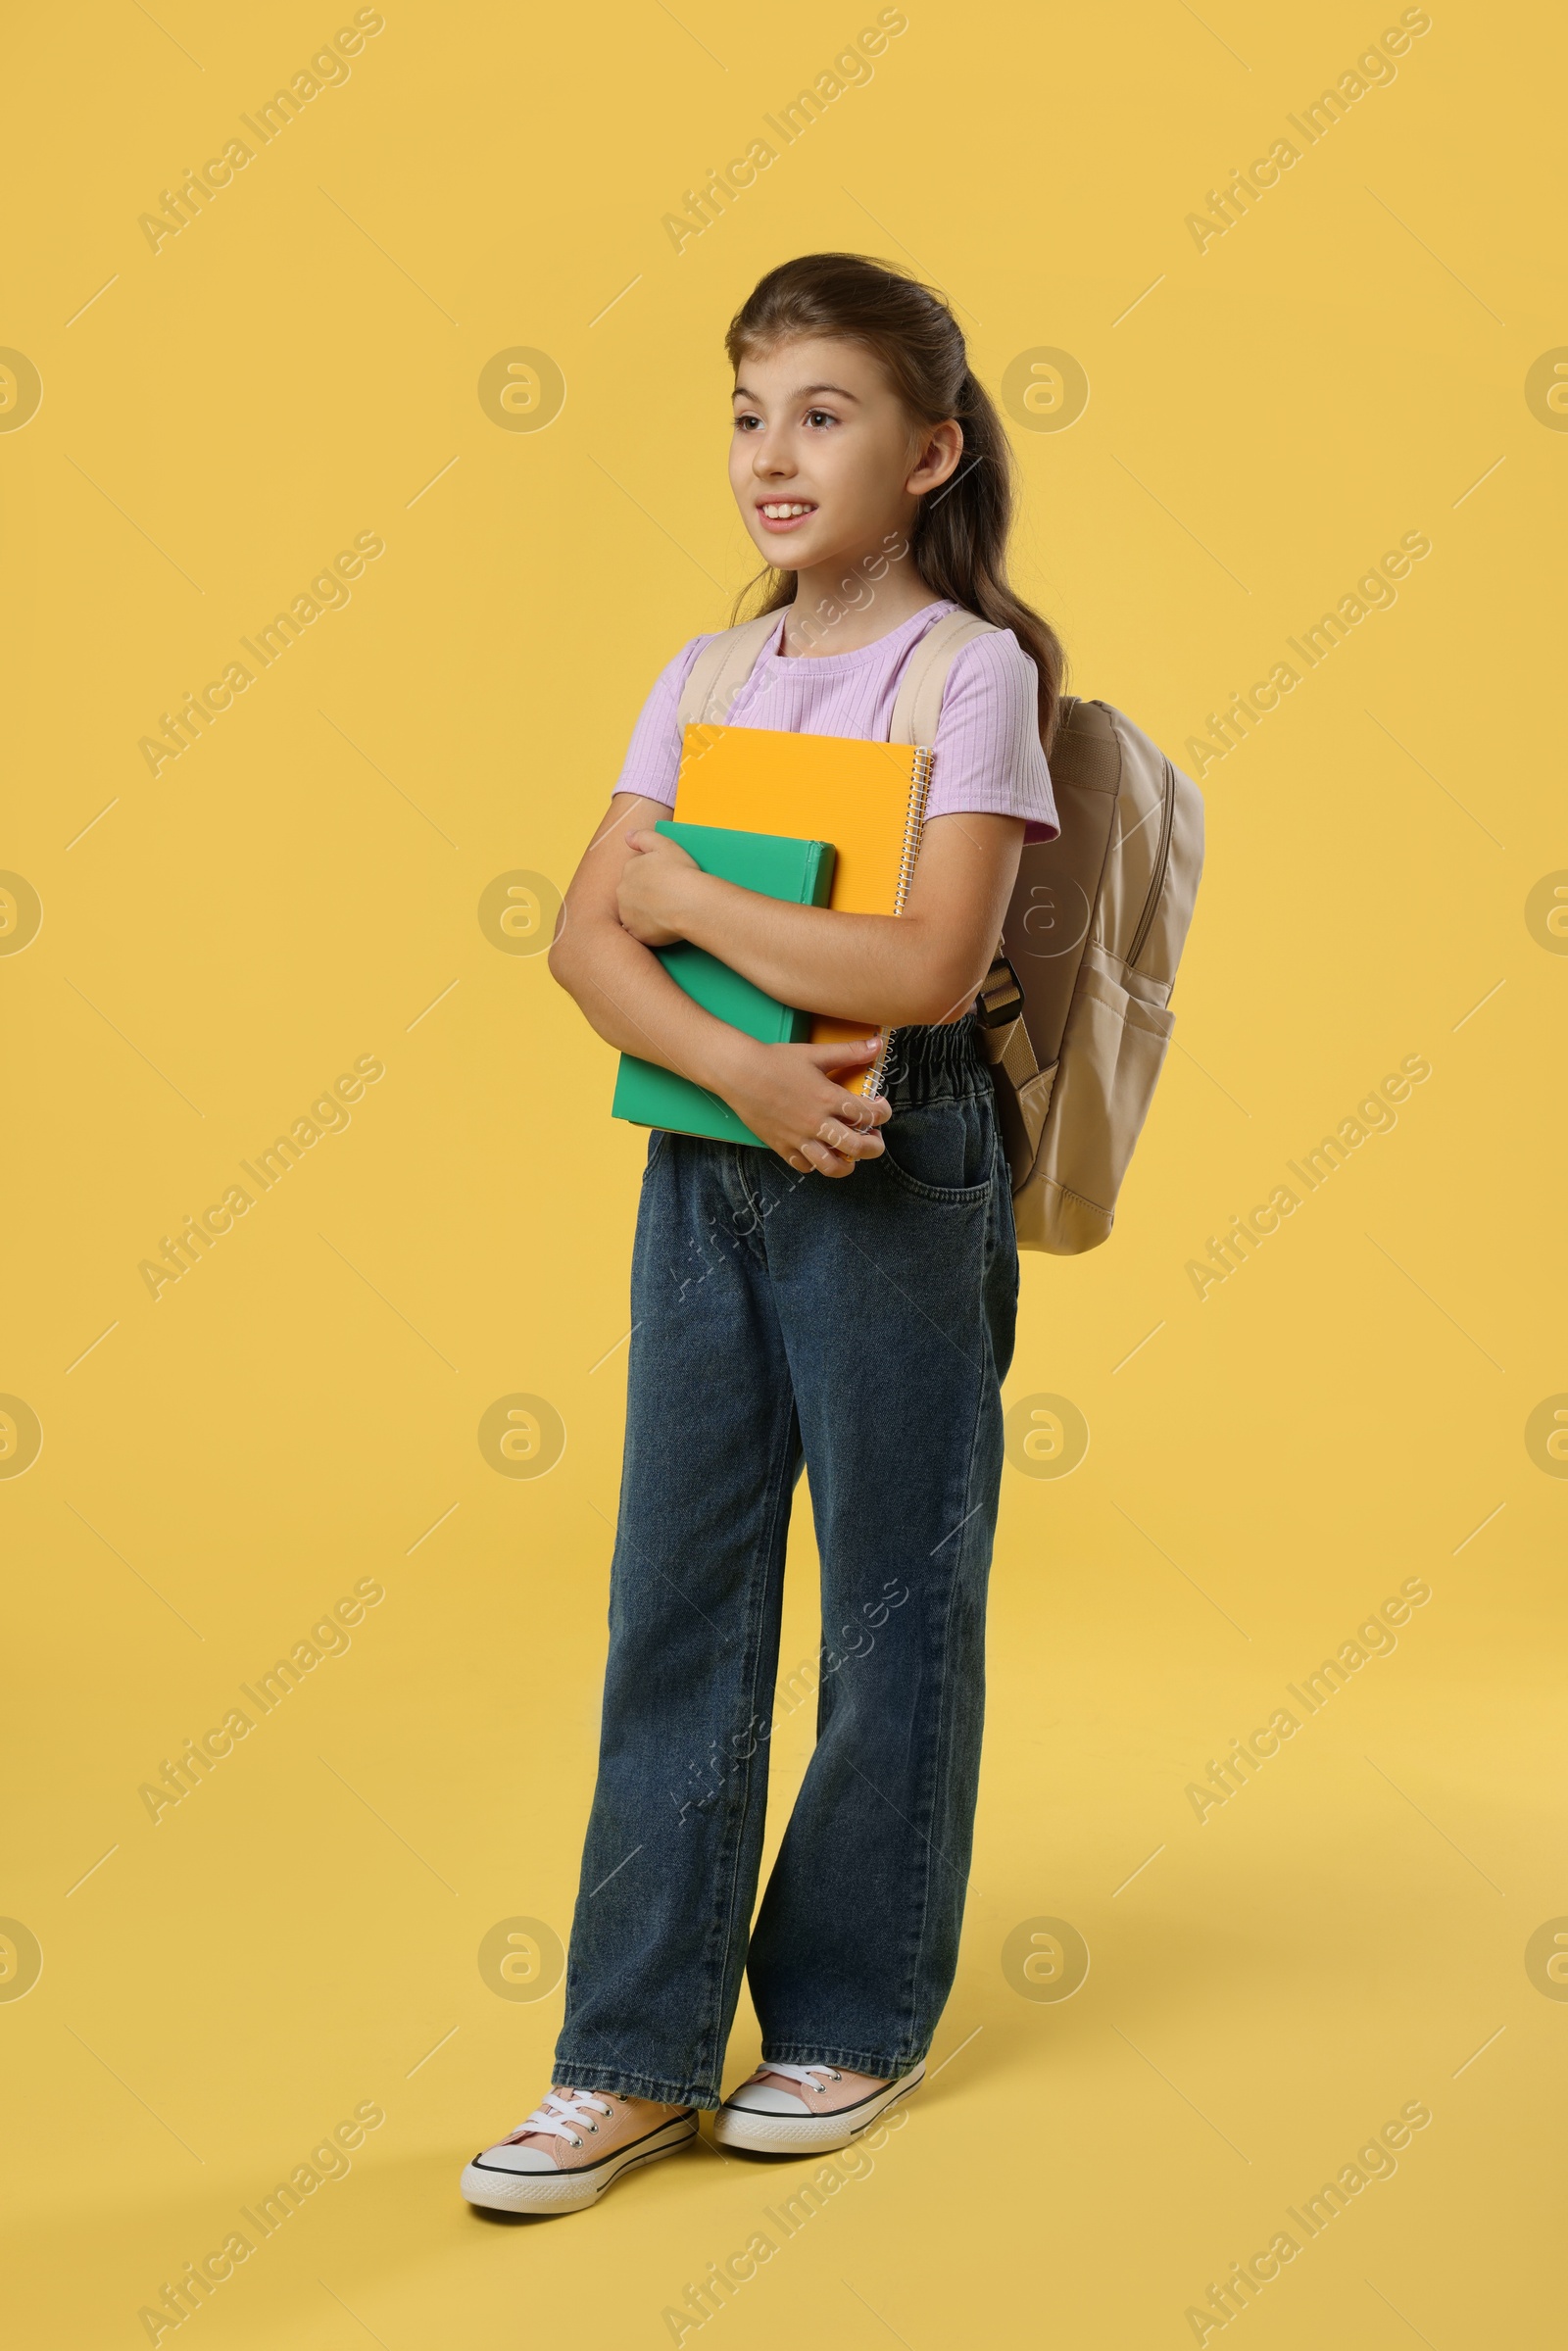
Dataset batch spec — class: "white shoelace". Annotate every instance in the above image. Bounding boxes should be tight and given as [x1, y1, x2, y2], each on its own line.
[509, 2088, 613, 2148]
[758, 2063, 843, 2094]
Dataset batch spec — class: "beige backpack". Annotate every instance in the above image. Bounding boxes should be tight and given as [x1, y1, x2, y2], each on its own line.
[675, 608, 1204, 1253]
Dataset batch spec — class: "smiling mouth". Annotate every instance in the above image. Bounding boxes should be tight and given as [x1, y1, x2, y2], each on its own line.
[757, 500, 817, 527]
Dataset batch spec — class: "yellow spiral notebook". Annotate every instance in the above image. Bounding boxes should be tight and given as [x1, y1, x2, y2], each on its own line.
[673, 722, 933, 1098]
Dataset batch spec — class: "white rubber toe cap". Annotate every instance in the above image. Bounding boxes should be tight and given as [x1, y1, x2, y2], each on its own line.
[713, 2063, 925, 2153]
[470, 2140, 564, 2174]
[724, 2082, 810, 2115]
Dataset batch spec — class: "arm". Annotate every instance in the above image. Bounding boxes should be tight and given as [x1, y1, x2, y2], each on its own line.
[548, 793, 892, 1178]
[614, 808, 1025, 1028]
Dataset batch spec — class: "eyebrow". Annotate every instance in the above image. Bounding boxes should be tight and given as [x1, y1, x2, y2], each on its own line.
[732, 381, 862, 404]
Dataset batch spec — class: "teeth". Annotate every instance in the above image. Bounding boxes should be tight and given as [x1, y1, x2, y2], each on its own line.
[761, 503, 813, 518]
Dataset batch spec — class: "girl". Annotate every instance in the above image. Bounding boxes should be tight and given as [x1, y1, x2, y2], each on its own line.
[462, 253, 1062, 2214]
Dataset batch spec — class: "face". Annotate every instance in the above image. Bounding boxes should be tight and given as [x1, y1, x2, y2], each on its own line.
[728, 335, 960, 570]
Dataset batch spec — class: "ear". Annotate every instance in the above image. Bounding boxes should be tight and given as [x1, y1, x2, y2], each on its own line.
[906, 418, 963, 498]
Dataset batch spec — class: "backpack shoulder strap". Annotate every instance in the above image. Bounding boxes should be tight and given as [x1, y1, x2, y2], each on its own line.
[675, 612, 782, 729]
[888, 609, 1000, 745]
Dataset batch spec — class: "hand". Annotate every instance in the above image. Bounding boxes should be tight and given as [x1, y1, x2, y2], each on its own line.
[616, 827, 702, 949]
[714, 1036, 893, 1177]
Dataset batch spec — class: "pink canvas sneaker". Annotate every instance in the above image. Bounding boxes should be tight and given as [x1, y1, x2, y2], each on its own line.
[461, 2086, 698, 2213]
[712, 2060, 924, 2153]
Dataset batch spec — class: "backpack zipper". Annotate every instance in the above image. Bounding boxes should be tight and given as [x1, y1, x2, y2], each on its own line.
[1124, 757, 1176, 973]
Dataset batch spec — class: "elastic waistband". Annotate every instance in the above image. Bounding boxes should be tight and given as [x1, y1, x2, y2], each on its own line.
[881, 1015, 990, 1108]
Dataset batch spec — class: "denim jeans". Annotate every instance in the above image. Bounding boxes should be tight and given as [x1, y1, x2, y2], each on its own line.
[555, 1016, 1018, 2106]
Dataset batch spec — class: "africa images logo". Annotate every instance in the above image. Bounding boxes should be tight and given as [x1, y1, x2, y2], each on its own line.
[137, 1055, 385, 1300]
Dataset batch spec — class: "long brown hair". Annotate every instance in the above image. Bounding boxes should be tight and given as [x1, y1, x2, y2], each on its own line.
[724, 252, 1065, 751]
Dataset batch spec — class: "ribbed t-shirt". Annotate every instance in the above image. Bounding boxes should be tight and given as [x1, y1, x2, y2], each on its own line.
[612, 599, 1060, 842]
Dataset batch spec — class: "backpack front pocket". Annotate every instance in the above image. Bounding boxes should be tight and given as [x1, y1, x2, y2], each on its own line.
[1038, 962, 1175, 1224]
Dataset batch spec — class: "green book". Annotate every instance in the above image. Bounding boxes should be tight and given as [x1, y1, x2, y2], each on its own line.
[612, 819, 836, 1148]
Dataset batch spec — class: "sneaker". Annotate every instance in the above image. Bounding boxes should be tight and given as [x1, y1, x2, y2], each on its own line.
[712, 2060, 924, 2154]
[461, 2087, 698, 2214]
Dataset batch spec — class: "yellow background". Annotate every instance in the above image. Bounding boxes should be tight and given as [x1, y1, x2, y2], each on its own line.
[4, 1, 1564, 2342]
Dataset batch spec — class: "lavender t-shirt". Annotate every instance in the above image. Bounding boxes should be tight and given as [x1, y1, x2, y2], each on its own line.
[612, 599, 1060, 842]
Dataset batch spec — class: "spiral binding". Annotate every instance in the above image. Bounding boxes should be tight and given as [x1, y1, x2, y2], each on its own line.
[862, 742, 934, 1104]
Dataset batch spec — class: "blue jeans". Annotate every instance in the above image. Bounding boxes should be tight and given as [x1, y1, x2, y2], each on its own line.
[555, 1017, 1018, 2106]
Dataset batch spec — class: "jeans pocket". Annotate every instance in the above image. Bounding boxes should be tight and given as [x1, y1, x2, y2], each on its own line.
[878, 1098, 996, 1206]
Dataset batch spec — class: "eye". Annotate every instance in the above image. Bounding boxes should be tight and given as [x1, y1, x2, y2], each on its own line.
[805, 409, 838, 429]
[732, 412, 761, 431]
